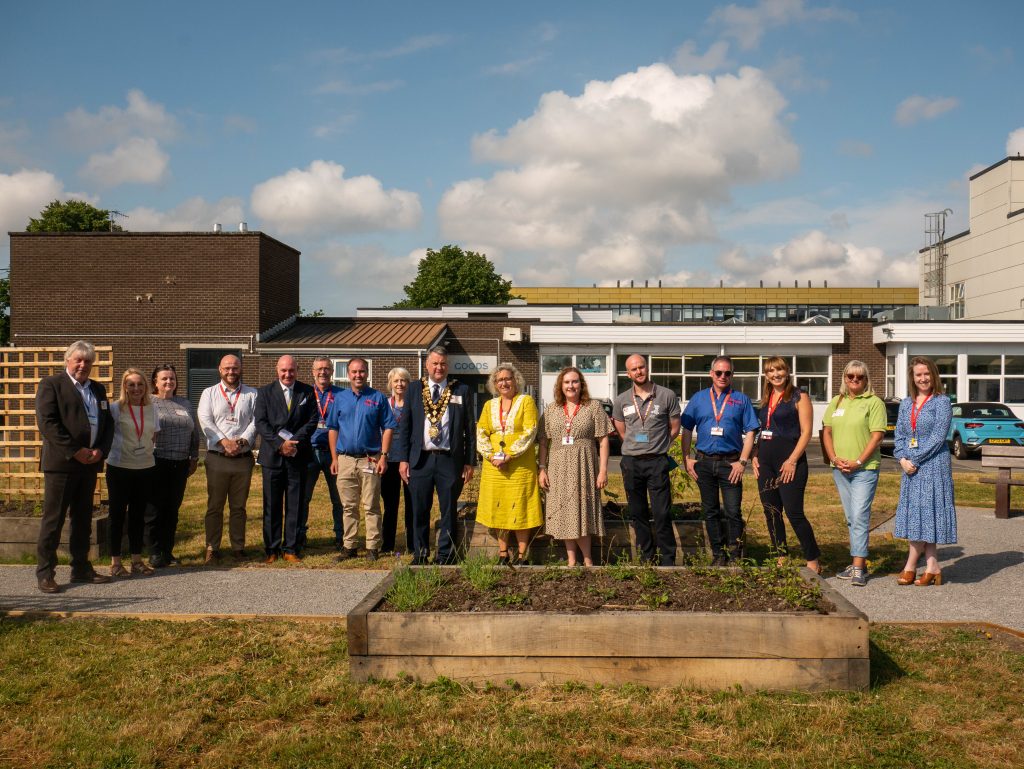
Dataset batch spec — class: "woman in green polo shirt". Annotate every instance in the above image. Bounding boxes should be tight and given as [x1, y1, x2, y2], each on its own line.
[821, 360, 887, 587]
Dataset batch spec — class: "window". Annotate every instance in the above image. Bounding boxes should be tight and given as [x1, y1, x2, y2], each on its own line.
[332, 358, 372, 387]
[730, 356, 761, 400]
[933, 355, 958, 403]
[795, 355, 829, 402]
[683, 354, 716, 399]
[650, 356, 682, 397]
[542, 354, 573, 373]
[186, 348, 243, 410]
[967, 354, 1001, 401]
[949, 282, 965, 320]
[576, 355, 607, 374]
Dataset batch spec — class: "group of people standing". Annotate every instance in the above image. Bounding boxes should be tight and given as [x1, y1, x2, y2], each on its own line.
[34, 339, 959, 594]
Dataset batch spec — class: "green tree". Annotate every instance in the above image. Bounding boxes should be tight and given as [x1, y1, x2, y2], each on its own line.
[0, 272, 9, 347]
[26, 199, 122, 232]
[393, 245, 517, 308]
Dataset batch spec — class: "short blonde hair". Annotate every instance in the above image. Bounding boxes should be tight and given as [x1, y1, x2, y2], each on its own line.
[387, 367, 411, 394]
[487, 363, 525, 396]
[839, 360, 874, 398]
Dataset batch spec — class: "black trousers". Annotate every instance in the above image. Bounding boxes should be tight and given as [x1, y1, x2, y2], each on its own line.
[621, 454, 677, 565]
[381, 461, 414, 553]
[146, 457, 191, 560]
[303, 447, 345, 547]
[107, 464, 154, 557]
[37, 469, 99, 580]
[756, 438, 819, 561]
[262, 460, 307, 555]
[695, 457, 744, 559]
[408, 452, 464, 561]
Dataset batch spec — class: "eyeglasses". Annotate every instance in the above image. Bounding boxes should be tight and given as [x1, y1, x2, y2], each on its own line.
[846, 374, 865, 381]
[712, 370, 733, 378]
[496, 377, 515, 383]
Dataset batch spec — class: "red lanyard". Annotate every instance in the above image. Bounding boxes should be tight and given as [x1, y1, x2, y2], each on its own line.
[389, 396, 403, 424]
[765, 391, 781, 430]
[219, 385, 241, 415]
[315, 387, 333, 420]
[563, 401, 581, 435]
[631, 388, 655, 427]
[710, 388, 731, 424]
[910, 395, 932, 433]
[128, 403, 144, 439]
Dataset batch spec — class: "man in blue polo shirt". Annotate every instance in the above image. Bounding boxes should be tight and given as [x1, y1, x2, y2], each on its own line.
[680, 355, 759, 566]
[303, 356, 346, 551]
[327, 357, 397, 561]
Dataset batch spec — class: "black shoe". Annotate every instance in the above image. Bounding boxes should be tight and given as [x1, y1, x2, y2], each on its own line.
[367, 550, 379, 562]
[433, 555, 458, 566]
[69, 570, 112, 584]
[498, 554, 510, 566]
[149, 554, 167, 569]
[38, 576, 60, 594]
[337, 547, 359, 561]
[166, 555, 180, 567]
[710, 553, 729, 567]
[410, 552, 429, 566]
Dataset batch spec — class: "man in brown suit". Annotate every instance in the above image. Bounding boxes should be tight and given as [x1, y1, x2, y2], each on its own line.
[35, 340, 115, 593]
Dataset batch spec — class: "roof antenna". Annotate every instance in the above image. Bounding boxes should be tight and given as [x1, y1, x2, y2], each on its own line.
[108, 210, 128, 231]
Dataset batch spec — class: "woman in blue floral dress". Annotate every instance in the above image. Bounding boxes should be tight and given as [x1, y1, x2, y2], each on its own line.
[894, 356, 957, 586]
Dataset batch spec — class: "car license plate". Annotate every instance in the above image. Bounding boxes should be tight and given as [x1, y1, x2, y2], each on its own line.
[887, 425, 895, 431]
[988, 438, 1012, 444]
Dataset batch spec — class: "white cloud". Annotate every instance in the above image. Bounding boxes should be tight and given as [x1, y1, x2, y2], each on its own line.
[312, 114, 357, 139]
[484, 55, 548, 76]
[122, 196, 245, 231]
[1007, 128, 1024, 157]
[839, 139, 874, 157]
[314, 79, 403, 96]
[439, 63, 798, 282]
[60, 89, 181, 149]
[301, 242, 425, 310]
[894, 95, 959, 126]
[708, 0, 854, 51]
[719, 229, 919, 286]
[311, 34, 452, 64]
[79, 137, 170, 187]
[672, 40, 733, 73]
[0, 169, 69, 237]
[765, 54, 828, 92]
[251, 160, 422, 235]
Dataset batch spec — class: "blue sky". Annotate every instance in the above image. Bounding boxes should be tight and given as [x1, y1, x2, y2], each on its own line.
[2, 0, 1022, 313]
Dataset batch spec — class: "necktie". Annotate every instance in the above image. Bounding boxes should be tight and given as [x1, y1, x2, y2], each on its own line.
[432, 384, 440, 403]
[285, 387, 292, 412]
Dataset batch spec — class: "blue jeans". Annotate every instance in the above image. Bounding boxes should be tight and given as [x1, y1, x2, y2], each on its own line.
[831, 468, 879, 559]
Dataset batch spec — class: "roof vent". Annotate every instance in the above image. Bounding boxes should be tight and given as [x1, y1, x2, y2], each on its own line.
[239, 222, 248, 233]
[213, 223, 222, 233]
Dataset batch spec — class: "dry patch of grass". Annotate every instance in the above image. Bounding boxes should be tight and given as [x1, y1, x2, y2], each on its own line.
[0, 617, 1021, 768]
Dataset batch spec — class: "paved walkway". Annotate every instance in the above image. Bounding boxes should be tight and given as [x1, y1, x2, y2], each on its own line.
[826, 505, 1024, 631]
[2, 506, 1020, 631]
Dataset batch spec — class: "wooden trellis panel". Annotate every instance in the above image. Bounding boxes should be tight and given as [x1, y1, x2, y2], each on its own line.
[0, 347, 114, 500]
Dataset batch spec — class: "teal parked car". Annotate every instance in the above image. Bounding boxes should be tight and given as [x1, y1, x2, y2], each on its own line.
[947, 401, 1024, 459]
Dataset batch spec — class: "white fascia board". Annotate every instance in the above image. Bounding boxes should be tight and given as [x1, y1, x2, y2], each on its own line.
[506, 306, 575, 321]
[529, 325, 844, 344]
[355, 308, 449, 319]
[874, 322, 1024, 344]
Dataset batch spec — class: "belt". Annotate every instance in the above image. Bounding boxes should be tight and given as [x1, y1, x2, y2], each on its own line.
[424, 448, 451, 455]
[696, 451, 740, 461]
[209, 451, 253, 458]
[626, 452, 664, 460]
[339, 451, 378, 458]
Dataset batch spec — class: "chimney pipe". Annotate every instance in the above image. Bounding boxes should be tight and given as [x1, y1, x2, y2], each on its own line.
[213, 223, 222, 233]
[239, 222, 248, 233]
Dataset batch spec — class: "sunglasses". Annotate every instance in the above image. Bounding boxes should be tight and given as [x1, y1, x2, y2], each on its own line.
[846, 373, 865, 381]
[712, 370, 733, 378]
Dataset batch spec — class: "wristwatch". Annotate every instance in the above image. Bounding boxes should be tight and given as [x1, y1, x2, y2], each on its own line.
[738, 458, 748, 467]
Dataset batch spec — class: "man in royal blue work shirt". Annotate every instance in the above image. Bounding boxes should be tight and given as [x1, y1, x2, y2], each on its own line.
[327, 357, 396, 561]
[680, 355, 759, 566]
[303, 356, 345, 551]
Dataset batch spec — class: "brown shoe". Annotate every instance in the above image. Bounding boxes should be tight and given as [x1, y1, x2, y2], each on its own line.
[109, 563, 131, 578]
[896, 570, 916, 586]
[70, 570, 112, 584]
[264, 554, 278, 564]
[38, 577, 60, 594]
[131, 560, 155, 577]
[915, 570, 944, 586]
[204, 548, 220, 565]
[283, 553, 301, 563]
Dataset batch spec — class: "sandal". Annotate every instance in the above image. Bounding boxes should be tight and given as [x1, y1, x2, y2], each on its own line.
[110, 563, 130, 578]
[497, 551, 510, 566]
[131, 560, 155, 576]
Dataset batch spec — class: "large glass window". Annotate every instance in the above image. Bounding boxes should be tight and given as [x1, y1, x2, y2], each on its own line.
[542, 354, 573, 373]
[683, 354, 715, 399]
[650, 356, 682, 397]
[968, 354, 1001, 402]
[933, 355, 958, 403]
[795, 355, 829, 402]
[730, 356, 760, 400]
[576, 355, 607, 373]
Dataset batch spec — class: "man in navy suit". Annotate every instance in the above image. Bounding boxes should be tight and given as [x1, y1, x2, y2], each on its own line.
[35, 340, 115, 592]
[396, 345, 476, 565]
[255, 355, 319, 562]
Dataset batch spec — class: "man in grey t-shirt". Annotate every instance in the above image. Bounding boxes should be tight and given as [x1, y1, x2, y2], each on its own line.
[612, 354, 681, 565]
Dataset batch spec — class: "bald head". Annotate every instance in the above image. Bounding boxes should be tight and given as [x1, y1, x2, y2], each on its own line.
[219, 355, 242, 388]
[625, 354, 649, 388]
[276, 355, 297, 387]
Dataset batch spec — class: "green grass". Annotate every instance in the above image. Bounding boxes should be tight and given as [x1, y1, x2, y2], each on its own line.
[0, 617, 1020, 768]
[386, 566, 446, 611]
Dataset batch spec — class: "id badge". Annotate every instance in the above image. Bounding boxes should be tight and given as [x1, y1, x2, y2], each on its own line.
[224, 414, 238, 425]
[87, 413, 99, 426]
[710, 426, 724, 437]
[562, 436, 574, 446]
[132, 445, 147, 456]
[760, 430, 773, 441]
[832, 409, 845, 418]
[318, 420, 327, 430]
[909, 437, 918, 448]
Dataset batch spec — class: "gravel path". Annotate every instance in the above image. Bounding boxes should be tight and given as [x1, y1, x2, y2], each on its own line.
[0, 565, 387, 619]
[826, 506, 1024, 630]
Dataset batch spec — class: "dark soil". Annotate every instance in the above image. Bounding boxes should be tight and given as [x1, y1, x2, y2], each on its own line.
[380, 564, 835, 615]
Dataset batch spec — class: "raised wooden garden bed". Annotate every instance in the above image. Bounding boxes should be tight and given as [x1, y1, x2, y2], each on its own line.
[348, 567, 869, 691]
[0, 513, 110, 559]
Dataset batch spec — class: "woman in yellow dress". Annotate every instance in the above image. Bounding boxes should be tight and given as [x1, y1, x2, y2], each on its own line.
[476, 363, 543, 564]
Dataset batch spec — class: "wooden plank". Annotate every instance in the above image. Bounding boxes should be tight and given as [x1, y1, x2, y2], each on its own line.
[978, 476, 1024, 486]
[350, 654, 869, 691]
[346, 571, 396, 656]
[365, 611, 868, 659]
[981, 445, 1024, 458]
[980, 456, 1024, 468]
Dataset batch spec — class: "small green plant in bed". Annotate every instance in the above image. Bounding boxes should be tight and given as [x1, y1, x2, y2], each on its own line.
[386, 565, 447, 611]
[460, 553, 503, 592]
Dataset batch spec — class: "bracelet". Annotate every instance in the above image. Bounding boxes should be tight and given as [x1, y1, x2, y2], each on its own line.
[538, 465, 547, 470]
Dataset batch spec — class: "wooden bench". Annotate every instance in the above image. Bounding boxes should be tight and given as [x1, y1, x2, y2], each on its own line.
[979, 445, 1024, 519]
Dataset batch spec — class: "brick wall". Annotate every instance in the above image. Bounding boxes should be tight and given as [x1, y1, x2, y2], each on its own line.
[831, 320, 887, 394]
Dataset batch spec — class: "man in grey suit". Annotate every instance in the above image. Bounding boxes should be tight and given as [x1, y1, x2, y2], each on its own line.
[35, 340, 115, 593]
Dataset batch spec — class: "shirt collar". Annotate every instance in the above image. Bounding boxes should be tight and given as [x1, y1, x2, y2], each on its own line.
[67, 372, 91, 390]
